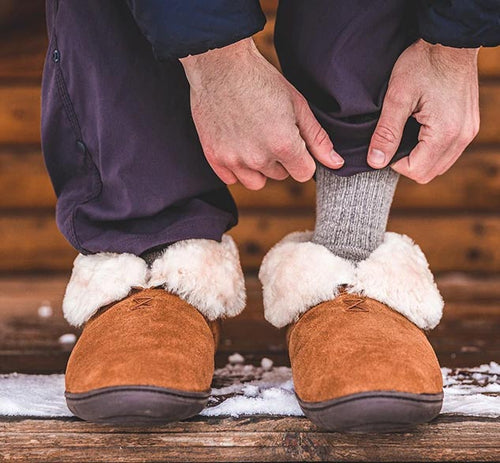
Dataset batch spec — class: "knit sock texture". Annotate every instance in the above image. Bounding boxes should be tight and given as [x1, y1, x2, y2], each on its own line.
[312, 165, 400, 262]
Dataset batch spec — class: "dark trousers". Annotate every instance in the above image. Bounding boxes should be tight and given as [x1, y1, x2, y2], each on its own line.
[41, 0, 419, 255]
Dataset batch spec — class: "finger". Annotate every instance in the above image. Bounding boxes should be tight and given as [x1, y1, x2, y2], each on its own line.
[368, 91, 413, 169]
[391, 139, 443, 184]
[260, 162, 289, 181]
[294, 96, 344, 169]
[210, 163, 238, 185]
[233, 168, 267, 190]
[277, 136, 317, 182]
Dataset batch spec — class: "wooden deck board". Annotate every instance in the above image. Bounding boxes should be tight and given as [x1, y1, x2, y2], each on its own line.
[1, 213, 499, 273]
[1, 416, 498, 462]
[0, 274, 498, 373]
[2, 147, 499, 212]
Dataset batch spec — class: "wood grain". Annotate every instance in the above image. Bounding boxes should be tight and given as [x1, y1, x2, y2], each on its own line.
[477, 47, 500, 78]
[1, 273, 498, 373]
[0, 82, 499, 144]
[2, 1, 498, 79]
[230, 148, 500, 211]
[1, 416, 499, 462]
[0, 86, 41, 143]
[0, 213, 498, 273]
[232, 213, 500, 272]
[0, 148, 56, 210]
[1, 147, 498, 211]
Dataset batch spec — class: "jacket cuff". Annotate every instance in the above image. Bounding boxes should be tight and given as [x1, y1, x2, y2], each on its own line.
[126, 0, 266, 60]
[418, 0, 500, 48]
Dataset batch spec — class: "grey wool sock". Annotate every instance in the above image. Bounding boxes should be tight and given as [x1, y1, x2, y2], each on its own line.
[312, 165, 400, 262]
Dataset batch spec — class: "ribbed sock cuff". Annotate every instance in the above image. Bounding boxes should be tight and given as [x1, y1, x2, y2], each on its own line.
[312, 166, 399, 262]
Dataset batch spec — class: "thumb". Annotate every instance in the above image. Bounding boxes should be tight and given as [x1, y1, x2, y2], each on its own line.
[295, 97, 344, 169]
[368, 93, 413, 169]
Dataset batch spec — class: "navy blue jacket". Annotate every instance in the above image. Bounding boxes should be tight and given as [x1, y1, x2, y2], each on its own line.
[125, 0, 499, 60]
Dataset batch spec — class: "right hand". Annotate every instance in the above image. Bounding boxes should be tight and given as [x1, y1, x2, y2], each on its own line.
[180, 38, 344, 190]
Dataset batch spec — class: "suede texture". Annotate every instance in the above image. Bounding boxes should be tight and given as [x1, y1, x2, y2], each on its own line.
[65, 288, 218, 394]
[288, 292, 443, 403]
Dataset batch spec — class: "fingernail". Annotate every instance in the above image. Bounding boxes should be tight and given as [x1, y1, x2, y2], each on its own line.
[330, 150, 344, 167]
[369, 149, 386, 167]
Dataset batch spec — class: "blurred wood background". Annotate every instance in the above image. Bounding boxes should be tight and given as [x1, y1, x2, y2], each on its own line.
[0, 1, 499, 372]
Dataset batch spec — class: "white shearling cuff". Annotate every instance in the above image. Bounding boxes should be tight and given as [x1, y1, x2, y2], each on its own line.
[259, 231, 443, 330]
[149, 235, 246, 321]
[63, 253, 148, 327]
[62, 235, 245, 327]
[259, 232, 357, 329]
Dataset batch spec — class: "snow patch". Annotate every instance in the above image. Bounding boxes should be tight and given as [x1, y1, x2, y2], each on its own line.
[0, 362, 498, 419]
[228, 353, 245, 365]
[58, 333, 77, 345]
[260, 357, 274, 371]
[37, 302, 53, 319]
[0, 373, 69, 417]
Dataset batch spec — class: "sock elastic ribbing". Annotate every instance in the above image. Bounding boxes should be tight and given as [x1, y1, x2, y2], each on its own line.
[312, 165, 400, 262]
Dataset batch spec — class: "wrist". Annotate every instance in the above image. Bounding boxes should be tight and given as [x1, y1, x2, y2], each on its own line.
[418, 39, 479, 66]
[180, 38, 259, 88]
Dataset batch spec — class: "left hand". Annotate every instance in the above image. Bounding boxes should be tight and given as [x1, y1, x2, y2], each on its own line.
[367, 39, 480, 184]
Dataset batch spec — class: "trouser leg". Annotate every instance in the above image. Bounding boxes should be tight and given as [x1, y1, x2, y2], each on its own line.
[41, 0, 237, 255]
[275, 1, 417, 259]
[275, 0, 420, 176]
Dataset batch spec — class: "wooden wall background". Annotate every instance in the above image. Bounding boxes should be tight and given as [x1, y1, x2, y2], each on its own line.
[0, 1, 499, 373]
[0, 1, 498, 276]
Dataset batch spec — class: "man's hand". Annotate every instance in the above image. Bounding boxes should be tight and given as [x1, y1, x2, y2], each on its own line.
[367, 39, 479, 184]
[180, 38, 344, 190]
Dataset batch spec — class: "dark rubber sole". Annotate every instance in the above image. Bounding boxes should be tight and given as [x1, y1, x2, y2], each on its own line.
[298, 391, 443, 433]
[65, 386, 210, 425]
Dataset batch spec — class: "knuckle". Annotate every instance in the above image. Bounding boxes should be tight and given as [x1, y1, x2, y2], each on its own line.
[272, 141, 294, 159]
[225, 159, 242, 171]
[248, 156, 268, 171]
[372, 124, 399, 146]
[312, 126, 332, 148]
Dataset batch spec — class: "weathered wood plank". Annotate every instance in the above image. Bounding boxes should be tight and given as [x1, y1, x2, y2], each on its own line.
[0, 213, 498, 272]
[2, 273, 499, 318]
[2, 0, 498, 80]
[1, 273, 498, 373]
[0, 214, 77, 272]
[1, 147, 498, 211]
[0, 86, 41, 143]
[0, 148, 55, 210]
[231, 147, 500, 211]
[1, 83, 499, 144]
[233, 214, 500, 272]
[0, 30, 46, 81]
[478, 47, 500, 78]
[1, 416, 499, 462]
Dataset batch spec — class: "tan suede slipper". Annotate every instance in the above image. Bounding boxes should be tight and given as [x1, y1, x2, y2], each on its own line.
[260, 231, 445, 432]
[287, 292, 442, 432]
[62, 236, 245, 424]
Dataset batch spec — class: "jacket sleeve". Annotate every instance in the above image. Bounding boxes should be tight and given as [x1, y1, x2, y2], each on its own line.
[417, 0, 500, 48]
[125, 0, 266, 60]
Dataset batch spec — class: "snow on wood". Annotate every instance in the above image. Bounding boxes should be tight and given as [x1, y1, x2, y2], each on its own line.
[0, 357, 498, 418]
